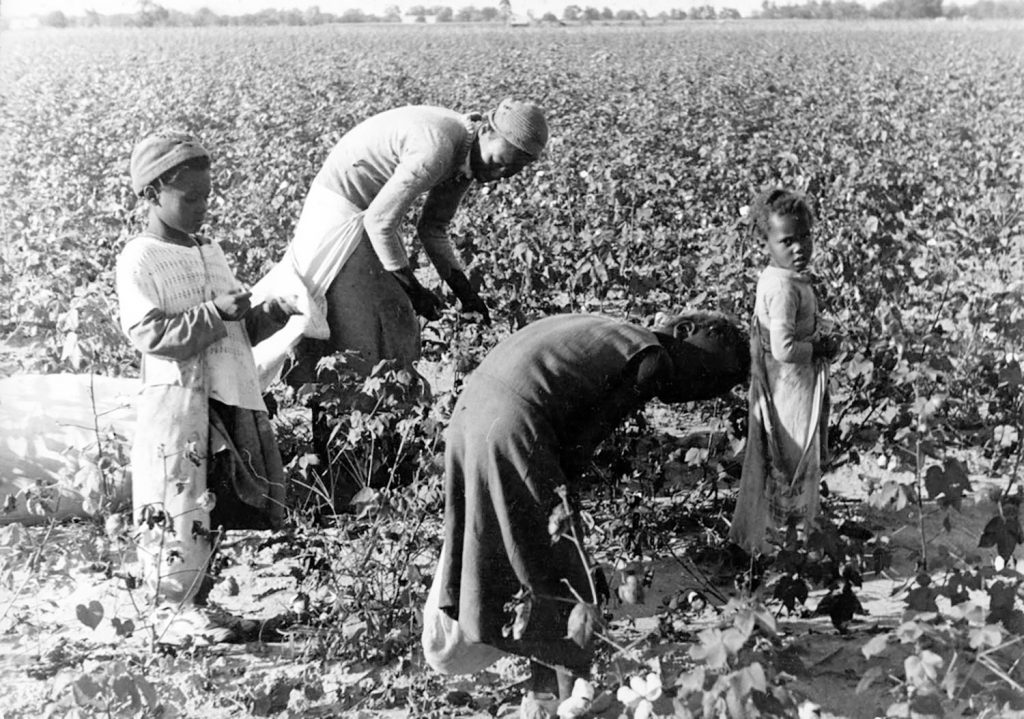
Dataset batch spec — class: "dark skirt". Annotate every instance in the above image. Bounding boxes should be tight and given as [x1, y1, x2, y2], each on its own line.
[207, 398, 286, 531]
[439, 379, 593, 670]
[283, 234, 420, 384]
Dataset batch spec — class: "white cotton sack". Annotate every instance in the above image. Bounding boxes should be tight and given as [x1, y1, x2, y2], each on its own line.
[421, 541, 508, 675]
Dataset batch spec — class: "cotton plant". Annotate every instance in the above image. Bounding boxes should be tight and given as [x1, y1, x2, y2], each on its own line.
[556, 678, 595, 718]
[616, 673, 663, 719]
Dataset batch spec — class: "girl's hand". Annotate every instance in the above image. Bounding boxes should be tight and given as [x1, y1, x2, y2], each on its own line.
[214, 289, 252, 321]
[263, 294, 302, 324]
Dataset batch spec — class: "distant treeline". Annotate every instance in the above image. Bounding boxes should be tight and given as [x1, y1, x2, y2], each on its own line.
[761, 0, 1024, 17]
[12, 0, 1024, 29]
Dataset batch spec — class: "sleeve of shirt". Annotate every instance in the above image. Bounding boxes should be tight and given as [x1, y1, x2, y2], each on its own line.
[126, 305, 228, 360]
[634, 345, 673, 401]
[417, 177, 470, 280]
[116, 247, 228, 361]
[764, 281, 812, 364]
[362, 134, 456, 272]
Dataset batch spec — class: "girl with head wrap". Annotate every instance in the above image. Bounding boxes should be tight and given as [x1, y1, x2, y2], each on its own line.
[116, 132, 322, 642]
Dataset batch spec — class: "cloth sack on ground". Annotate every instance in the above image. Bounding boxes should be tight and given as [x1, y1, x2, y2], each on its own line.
[0, 374, 134, 525]
[422, 540, 508, 675]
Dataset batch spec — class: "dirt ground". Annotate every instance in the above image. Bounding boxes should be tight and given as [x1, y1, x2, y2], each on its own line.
[0, 343, 1014, 717]
[0, 453, 1011, 718]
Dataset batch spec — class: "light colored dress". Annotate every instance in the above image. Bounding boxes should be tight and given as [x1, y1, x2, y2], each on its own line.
[116, 234, 283, 604]
[730, 266, 830, 554]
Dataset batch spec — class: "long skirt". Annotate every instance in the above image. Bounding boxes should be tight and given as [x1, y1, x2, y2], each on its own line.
[132, 386, 284, 604]
[284, 234, 420, 383]
[730, 332, 829, 555]
[434, 381, 593, 673]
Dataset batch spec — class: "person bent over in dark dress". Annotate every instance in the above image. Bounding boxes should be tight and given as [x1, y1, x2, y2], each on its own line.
[422, 311, 750, 714]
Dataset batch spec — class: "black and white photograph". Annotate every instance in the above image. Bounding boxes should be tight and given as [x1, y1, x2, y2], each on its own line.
[0, 1, 1022, 716]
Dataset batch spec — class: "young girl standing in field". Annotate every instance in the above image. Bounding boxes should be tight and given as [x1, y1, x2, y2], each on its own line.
[730, 188, 841, 555]
[116, 133, 312, 641]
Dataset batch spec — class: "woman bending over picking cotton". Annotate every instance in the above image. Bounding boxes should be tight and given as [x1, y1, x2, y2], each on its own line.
[422, 311, 749, 714]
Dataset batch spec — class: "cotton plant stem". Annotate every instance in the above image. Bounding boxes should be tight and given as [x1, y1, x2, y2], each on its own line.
[151, 449, 173, 606]
[915, 434, 928, 573]
[4, 524, 65, 673]
[326, 516, 384, 617]
[384, 425, 412, 487]
[537, 590, 583, 607]
[149, 443, 195, 605]
[525, 655, 580, 679]
[598, 628, 652, 661]
[701, 406, 721, 506]
[594, 629, 638, 658]
[665, 544, 727, 603]
[141, 443, 222, 647]
[559, 577, 590, 606]
[951, 651, 978, 705]
[950, 629, 1024, 703]
[153, 523, 225, 647]
[905, 280, 952, 574]
[0, 520, 57, 625]
[999, 399, 1024, 503]
[88, 371, 110, 504]
[555, 486, 599, 605]
[1003, 642, 1024, 680]
[979, 635, 1023, 660]
[389, 507, 428, 619]
[979, 656, 1024, 693]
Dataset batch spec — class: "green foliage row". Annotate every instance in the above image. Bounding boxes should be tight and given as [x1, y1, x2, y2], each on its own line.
[2, 21, 1022, 462]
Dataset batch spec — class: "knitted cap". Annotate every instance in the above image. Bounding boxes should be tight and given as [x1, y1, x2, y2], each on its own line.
[487, 98, 548, 157]
[130, 132, 209, 195]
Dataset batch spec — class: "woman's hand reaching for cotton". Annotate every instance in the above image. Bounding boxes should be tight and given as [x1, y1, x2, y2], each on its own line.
[446, 268, 491, 325]
[812, 335, 841, 361]
[214, 289, 252, 321]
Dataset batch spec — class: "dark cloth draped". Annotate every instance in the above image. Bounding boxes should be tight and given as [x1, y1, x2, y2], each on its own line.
[207, 398, 286, 531]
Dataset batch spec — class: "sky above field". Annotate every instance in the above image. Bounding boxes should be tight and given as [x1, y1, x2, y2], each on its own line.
[1, 0, 767, 20]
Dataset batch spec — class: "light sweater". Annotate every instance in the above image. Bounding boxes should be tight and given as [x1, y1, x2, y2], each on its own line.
[116, 234, 265, 412]
[313, 105, 475, 279]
